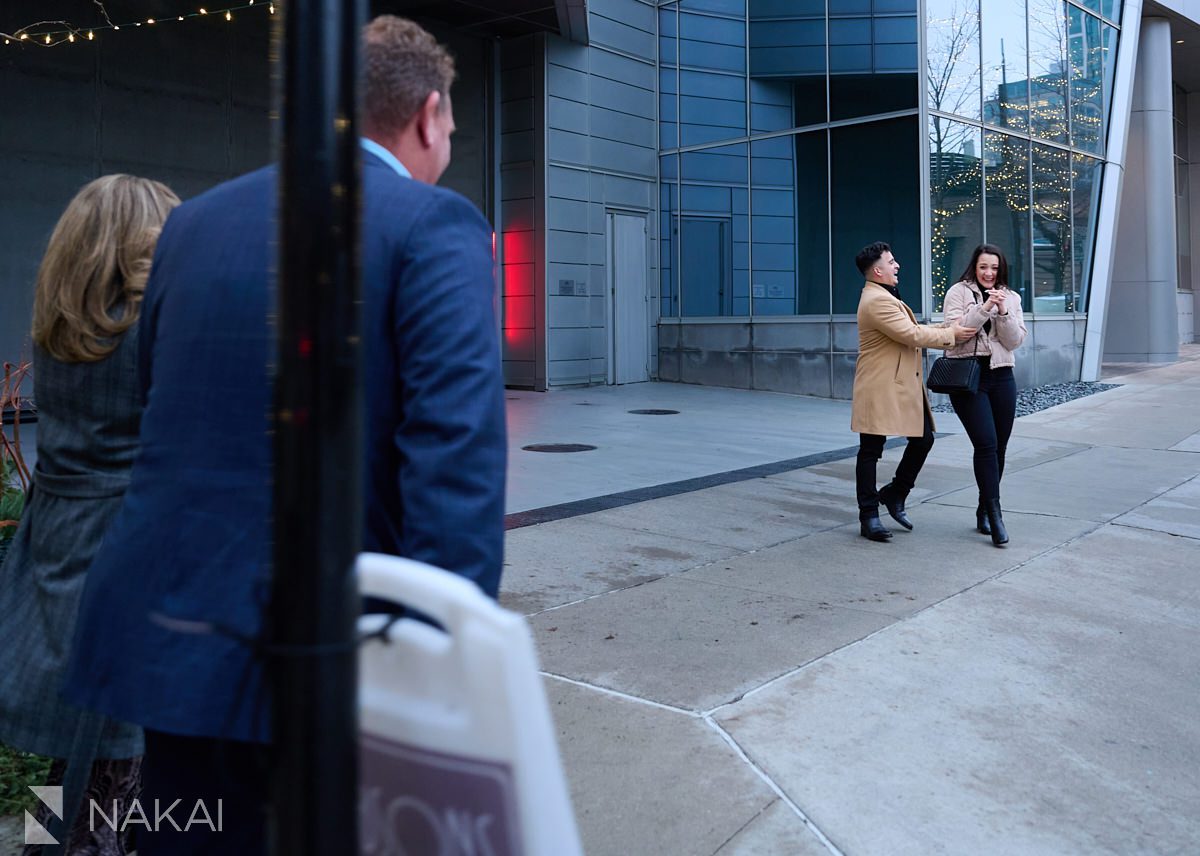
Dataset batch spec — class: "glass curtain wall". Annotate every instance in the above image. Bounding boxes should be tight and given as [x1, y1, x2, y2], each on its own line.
[660, 0, 920, 319]
[660, 0, 1120, 321]
[928, 0, 1121, 314]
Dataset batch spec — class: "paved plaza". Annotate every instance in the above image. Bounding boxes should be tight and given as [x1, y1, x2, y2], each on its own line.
[2, 351, 1197, 855]
[506, 347, 1200, 855]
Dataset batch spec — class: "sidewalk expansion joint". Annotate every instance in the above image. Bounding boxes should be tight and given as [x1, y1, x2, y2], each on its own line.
[704, 520, 1107, 718]
[540, 671, 701, 718]
[704, 716, 846, 856]
[1111, 521, 1199, 541]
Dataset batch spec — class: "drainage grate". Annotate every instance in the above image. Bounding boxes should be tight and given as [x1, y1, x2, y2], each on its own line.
[627, 409, 680, 415]
[522, 443, 598, 453]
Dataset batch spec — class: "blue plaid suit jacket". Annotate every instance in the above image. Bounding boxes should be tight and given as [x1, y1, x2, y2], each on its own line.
[64, 154, 506, 742]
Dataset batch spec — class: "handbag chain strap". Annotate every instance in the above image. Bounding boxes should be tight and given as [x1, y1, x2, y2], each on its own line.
[967, 286, 984, 359]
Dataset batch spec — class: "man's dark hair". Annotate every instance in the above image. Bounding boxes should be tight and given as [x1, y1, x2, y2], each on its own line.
[855, 241, 891, 276]
[362, 16, 456, 138]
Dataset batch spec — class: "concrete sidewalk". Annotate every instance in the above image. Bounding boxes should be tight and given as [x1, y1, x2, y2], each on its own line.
[505, 349, 1200, 855]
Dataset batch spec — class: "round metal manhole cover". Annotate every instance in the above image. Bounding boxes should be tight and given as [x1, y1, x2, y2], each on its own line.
[627, 409, 680, 415]
[522, 443, 598, 453]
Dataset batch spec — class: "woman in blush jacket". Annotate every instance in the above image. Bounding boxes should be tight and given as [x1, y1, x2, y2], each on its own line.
[941, 243, 1027, 546]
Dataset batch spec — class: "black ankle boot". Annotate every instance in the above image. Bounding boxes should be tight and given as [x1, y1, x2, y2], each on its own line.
[976, 501, 991, 535]
[878, 483, 913, 530]
[860, 515, 893, 542]
[984, 499, 1008, 546]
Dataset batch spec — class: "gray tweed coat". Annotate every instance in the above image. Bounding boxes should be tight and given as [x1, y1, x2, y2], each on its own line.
[0, 329, 143, 759]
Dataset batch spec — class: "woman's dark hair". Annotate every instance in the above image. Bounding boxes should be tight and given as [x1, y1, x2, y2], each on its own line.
[957, 243, 1010, 288]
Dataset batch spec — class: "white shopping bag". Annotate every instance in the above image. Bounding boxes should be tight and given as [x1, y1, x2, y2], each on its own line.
[357, 552, 583, 856]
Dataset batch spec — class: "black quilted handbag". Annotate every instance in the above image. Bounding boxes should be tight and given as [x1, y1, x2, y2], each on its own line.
[928, 288, 983, 395]
[927, 353, 980, 394]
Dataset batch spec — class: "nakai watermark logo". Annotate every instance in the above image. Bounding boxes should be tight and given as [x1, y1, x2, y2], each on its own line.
[25, 786, 223, 845]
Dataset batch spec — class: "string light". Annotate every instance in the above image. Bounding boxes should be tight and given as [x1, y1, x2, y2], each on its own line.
[2, 2, 275, 48]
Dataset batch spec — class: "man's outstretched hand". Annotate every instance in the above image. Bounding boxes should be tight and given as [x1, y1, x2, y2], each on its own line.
[951, 324, 979, 343]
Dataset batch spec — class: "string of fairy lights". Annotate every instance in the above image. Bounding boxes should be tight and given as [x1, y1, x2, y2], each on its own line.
[2, 1, 275, 47]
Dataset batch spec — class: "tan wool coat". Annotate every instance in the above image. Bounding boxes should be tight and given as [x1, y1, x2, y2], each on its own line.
[851, 282, 957, 437]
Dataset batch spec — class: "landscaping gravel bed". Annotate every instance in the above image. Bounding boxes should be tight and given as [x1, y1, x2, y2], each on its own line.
[932, 381, 1121, 417]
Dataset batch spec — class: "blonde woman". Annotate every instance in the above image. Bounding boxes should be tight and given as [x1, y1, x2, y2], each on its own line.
[0, 175, 179, 854]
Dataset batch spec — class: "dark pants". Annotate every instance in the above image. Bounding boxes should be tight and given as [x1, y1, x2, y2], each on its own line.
[856, 407, 935, 518]
[949, 360, 1016, 503]
[138, 730, 270, 856]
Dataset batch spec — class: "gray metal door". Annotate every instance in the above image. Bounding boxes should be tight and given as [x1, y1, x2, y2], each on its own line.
[608, 212, 649, 384]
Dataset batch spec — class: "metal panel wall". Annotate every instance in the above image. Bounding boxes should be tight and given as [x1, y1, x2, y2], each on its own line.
[0, 3, 272, 366]
[543, 0, 659, 387]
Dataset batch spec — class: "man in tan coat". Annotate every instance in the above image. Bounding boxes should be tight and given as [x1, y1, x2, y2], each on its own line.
[851, 242, 977, 541]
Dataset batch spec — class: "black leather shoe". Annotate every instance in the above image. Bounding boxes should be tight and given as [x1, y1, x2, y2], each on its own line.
[860, 516, 893, 542]
[984, 499, 1008, 546]
[878, 484, 913, 530]
[976, 503, 991, 535]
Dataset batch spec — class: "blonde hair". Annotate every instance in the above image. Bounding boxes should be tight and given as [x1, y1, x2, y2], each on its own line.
[362, 15, 456, 138]
[32, 174, 180, 363]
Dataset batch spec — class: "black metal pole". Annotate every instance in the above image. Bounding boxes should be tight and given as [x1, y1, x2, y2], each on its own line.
[272, 0, 365, 853]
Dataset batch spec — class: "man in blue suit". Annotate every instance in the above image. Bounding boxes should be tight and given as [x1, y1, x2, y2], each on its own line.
[64, 17, 506, 854]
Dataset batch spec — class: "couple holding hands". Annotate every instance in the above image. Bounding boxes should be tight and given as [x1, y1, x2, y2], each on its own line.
[851, 241, 1027, 547]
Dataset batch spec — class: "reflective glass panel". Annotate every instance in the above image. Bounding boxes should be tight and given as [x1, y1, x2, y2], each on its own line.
[829, 11, 919, 120]
[660, 155, 679, 317]
[930, 118, 984, 311]
[1068, 7, 1105, 154]
[660, 4, 679, 150]
[1101, 23, 1118, 135]
[680, 143, 750, 316]
[1028, 0, 1069, 145]
[1076, 0, 1118, 19]
[983, 131, 1032, 311]
[1031, 142, 1072, 312]
[926, 0, 981, 122]
[831, 116, 921, 314]
[679, 4, 748, 147]
[1071, 153, 1103, 313]
[981, 0, 1028, 133]
[749, 1, 827, 127]
[750, 132, 830, 315]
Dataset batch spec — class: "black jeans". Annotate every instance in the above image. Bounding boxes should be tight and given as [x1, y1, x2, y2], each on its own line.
[949, 360, 1016, 503]
[856, 407, 935, 518]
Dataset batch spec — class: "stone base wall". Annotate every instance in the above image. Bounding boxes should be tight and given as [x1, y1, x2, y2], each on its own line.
[658, 318, 1087, 399]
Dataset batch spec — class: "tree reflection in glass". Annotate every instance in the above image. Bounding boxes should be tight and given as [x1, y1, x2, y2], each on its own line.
[1028, 0, 1069, 145]
[983, 131, 1032, 312]
[1071, 153, 1103, 312]
[982, 0, 1029, 133]
[930, 118, 983, 311]
[927, 0, 981, 123]
[1031, 142, 1072, 311]
[1068, 7, 1108, 154]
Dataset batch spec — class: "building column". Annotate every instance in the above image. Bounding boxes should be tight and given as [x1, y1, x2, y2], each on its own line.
[1188, 91, 1200, 341]
[1106, 17, 1180, 363]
